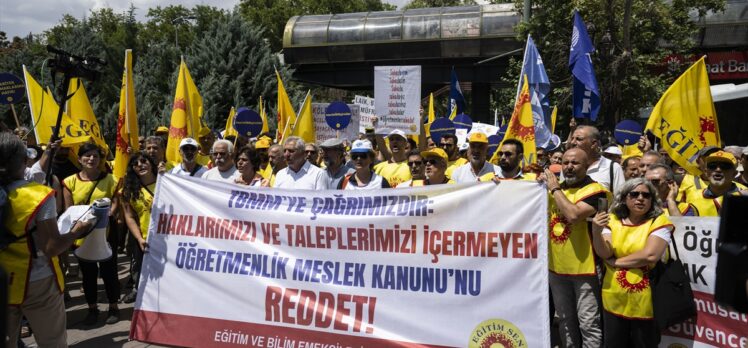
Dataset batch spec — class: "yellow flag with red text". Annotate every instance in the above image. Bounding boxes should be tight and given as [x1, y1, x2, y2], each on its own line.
[645, 57, 720, 176]
[276, 70, 296, 143]
[113, 50, 139, 179]
[492, 75, 536, 165]
[23, 66, 88, 146]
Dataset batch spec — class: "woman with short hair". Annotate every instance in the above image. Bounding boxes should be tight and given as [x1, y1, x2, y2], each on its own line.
[234, 145, 268, 187]
[591, 177, 674, 347]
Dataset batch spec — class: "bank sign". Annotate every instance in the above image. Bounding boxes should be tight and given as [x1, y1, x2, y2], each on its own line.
[666, 51, 748, 80]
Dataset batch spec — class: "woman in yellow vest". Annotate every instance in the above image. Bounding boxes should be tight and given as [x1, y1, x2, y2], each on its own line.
[61, 143, 121, 325]
[591, 177, 674, 347]
[0, 133, 95, 346]
[121, 153, 158, 303]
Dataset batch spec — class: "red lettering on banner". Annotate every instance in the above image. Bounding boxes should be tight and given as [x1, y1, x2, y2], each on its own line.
[423, 227, 539, 263]
[264, 286, 377, 334]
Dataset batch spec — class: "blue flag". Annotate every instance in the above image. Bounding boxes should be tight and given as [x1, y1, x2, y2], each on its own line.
[569, 11, 600, 121]
[448, 68, 466, 117]
[517, 35, 553, 148]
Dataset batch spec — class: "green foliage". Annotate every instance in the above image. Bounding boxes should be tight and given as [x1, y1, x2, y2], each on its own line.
[499, 0, 724, 134]
[238, 0, 396, 52]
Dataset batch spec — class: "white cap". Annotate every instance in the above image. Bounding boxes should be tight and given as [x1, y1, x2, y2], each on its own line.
[604, 145, 622, 156]
[386, 129, 407, 140]
[179, 137, 199, 148]
[350, 139, 374, 153]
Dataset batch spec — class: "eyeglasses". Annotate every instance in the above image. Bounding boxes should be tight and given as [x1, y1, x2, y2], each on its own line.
[351, 153, 368, 160]
[408, 161, 423, 167]
[649, 179, 663, 187]
[305, 150, 317, 154]
[706, 162, 734, 171]
[439, 143, 454, 148]
[211, 151, 228, 157]
[425, 159, 440, 166]
[627, 191, 652, 199]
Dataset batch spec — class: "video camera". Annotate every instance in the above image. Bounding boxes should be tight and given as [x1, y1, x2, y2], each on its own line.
[46, 45, 106, 81]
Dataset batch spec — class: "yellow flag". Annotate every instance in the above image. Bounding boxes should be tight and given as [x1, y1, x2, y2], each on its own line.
[622, 144, 643, 159]
[550, 105, 558, 134]
[113, 49, 140, 179]
[259, 96, 270, 134]
[290, 91, 315, 143]
[425, 93, 435, 137]
[276, 70, 296, 143]
[224, 107, 238, 138]
[166, 59, 202, 163]
[492, 75, 536, 165]
[66, 78, 110, 154]
[23, 66, 88, 146]
[645, 57, 719, 176]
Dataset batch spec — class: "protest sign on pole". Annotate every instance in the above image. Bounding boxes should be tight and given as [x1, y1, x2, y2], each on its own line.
[131, 175, 551, 347]
[659, 217, 748, 348]
[353, 95, 375, 133]
[312, 103, 360, 143]
[374, 66, 421, 135]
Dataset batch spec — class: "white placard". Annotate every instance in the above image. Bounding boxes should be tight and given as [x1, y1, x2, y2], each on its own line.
[353, 95, 375, 133]
[374, 66, 421, 135]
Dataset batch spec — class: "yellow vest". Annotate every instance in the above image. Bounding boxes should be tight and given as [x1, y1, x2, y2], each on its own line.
[374, 161, 411, 188]
[0, 183, 65, 305]
[129, 183, 156, 239]
[686, 183, 747, 217]
[445, 158, 468, 179]
[63, 173, 117, 246]
[677, 174, 706, 202]
[602, 214, 673, 319]
[549, 181, 609, 276]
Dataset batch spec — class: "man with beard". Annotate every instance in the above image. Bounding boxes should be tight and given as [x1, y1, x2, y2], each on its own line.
[305, 143, 321, 166]
[451, 132, 498, 183]
[373, 130, 412, 187]
[440, 134, 467, 180]
[540, 148, 609, 348]
[320, 138, 354, 189]
[568, 125, 624, 193]
[273, 136, 328, 189]
[169, 138, 208, 177]
[493, 138, 536, 181]
[201, 140, 239, 183]
[685, 151, 747, 216]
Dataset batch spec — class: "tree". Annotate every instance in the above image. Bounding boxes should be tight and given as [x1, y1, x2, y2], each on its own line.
[499, 0, 724, 133]
[238, 0, 396, 52]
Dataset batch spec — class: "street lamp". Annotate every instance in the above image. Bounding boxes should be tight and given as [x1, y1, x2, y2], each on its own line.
[172, 16, 197, 49]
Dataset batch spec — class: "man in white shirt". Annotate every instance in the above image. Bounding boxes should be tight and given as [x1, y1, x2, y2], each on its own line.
[273, 136, 329, 190]
[451, 132, 498, 183]
[169, 138, 208, 177]
[568, 125, 624, 194]
[200, 140, 239, 183]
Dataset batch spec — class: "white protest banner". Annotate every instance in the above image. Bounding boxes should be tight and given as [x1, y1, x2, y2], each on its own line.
[659, 217, 748, 348]
[354, 95, 375, 133]
[131, 175, 550, 348]
[312, 103, 360, 143]
[374, 66, 421, 135]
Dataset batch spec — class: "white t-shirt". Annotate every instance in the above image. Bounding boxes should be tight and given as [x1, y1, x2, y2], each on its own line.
[450, 162, 498, 183]
[273, 161, 329, 190]
[169, 163, 208, 177]
[344, 173, 389, 190]
[602, 226, 673, 244]
[201, 166, 239, 183]
[586, 156, 624, 195]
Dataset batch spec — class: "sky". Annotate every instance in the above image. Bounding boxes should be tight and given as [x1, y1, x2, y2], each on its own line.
[0, 0, 409, 39]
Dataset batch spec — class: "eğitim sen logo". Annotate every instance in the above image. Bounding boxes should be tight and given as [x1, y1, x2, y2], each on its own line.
[469, 319, 527, 348]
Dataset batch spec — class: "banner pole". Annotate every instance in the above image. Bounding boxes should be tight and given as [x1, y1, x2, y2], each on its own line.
[10, 103, 20, 128]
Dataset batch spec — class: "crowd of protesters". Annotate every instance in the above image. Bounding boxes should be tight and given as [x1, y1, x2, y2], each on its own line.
[1, 109, 747, 347]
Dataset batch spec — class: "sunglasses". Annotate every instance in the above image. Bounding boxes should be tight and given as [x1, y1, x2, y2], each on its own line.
[627, 191, 652, 199]
[351, 153, 368, 160]
[408, 161, 423, 167]
[649, 179, 663, 187]
[439, 143, 454, 148]
[425, 159, 440, 166]
[706, 162, 734, 171]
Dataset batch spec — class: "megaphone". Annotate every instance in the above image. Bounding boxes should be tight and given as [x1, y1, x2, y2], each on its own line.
[74, 198, 113, 262]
